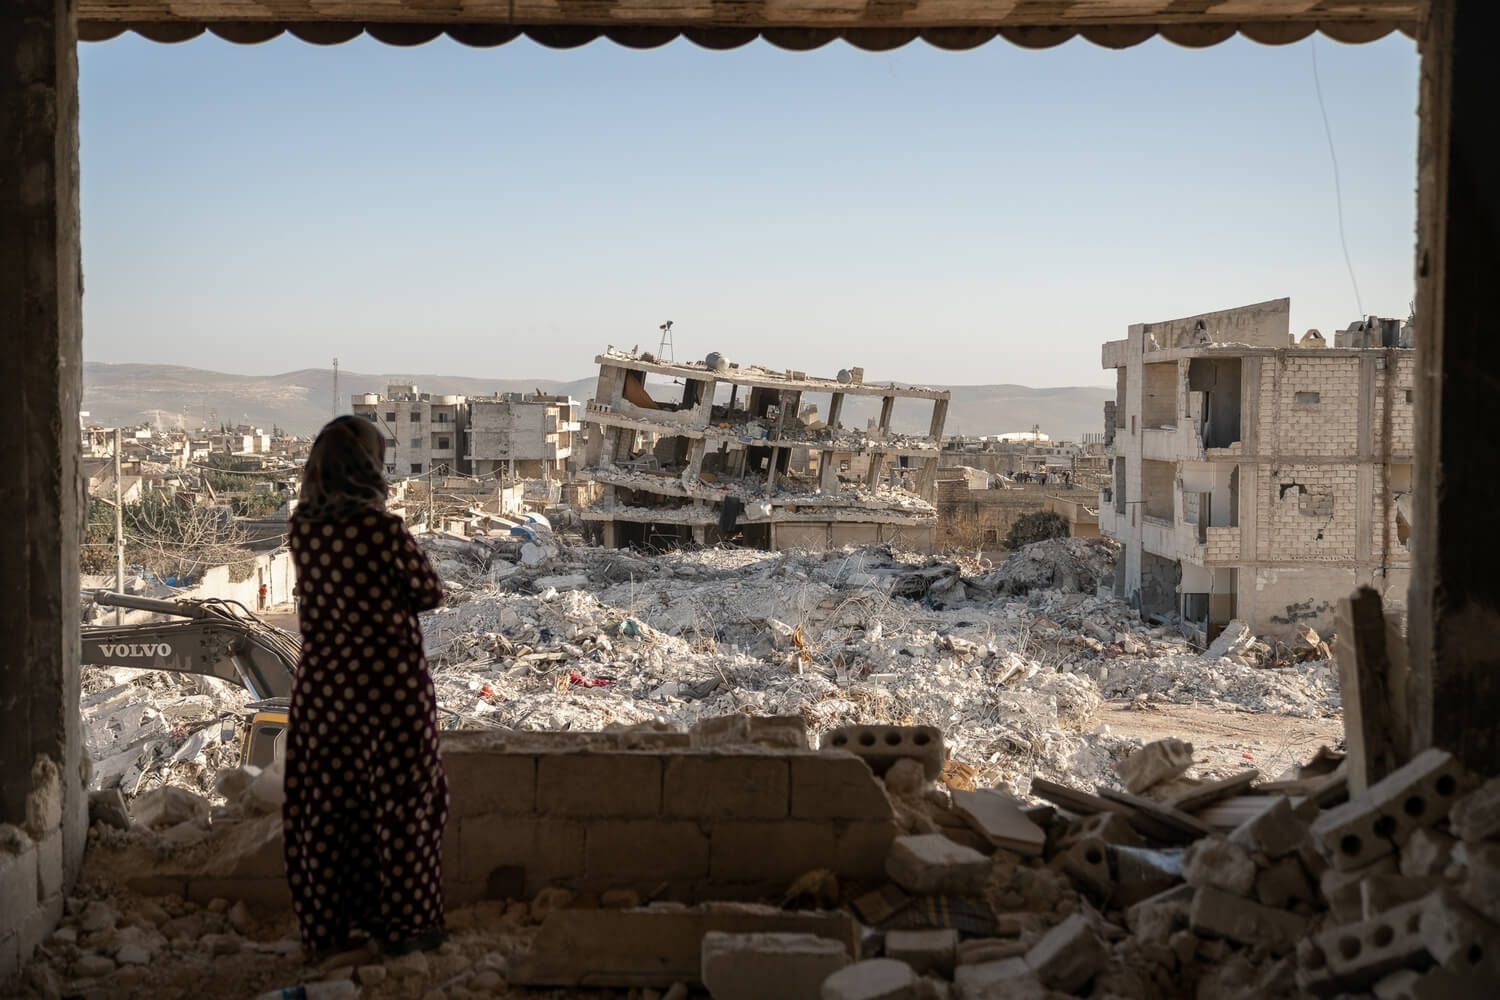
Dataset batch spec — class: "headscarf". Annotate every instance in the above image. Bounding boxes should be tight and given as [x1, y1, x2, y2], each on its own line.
[294, 415, 388, 523]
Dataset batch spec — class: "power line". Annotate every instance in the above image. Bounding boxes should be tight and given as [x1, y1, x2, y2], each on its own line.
[1311, 37, 1364, 319]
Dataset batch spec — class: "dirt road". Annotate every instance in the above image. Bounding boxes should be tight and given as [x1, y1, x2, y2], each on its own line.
[1097, 700, 1343, 782]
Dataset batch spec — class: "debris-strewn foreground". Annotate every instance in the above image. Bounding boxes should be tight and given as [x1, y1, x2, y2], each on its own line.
[10, 536, 1422, 1000]
[80, 537, 1341, 805]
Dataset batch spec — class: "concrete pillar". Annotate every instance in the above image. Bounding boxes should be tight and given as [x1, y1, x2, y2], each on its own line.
[1408, 0, 1500, 775]
[0, 0, 87, 970]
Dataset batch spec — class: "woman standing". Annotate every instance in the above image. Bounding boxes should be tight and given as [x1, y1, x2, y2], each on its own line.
[283, 415, 448, 958]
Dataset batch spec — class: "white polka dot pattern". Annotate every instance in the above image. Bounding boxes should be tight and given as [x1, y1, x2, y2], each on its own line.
[284, 510, 448, 951]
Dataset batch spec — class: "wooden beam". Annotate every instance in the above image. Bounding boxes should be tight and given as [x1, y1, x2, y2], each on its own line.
[1336, 587, 1403, 796]
[1407, 0, 1500, 776]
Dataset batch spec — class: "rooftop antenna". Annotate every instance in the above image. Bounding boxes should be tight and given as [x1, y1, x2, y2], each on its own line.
[332, 357, 339, 418]
[658, 321, 674, 364]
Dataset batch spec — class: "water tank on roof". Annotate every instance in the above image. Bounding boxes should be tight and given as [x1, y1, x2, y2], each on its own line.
[706, 352, 729, 373]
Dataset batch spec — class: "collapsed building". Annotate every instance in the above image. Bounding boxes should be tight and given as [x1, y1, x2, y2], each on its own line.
[579, 349, 949, 552]
[1100, 298, 1414, 645]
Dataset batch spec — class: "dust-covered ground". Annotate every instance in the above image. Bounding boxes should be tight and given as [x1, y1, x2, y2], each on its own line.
[80, 534, 1343, 806]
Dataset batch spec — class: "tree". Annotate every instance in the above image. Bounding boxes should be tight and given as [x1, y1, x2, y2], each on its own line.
[82, 495, 255, 581]
[1004, 510, 1070, 551]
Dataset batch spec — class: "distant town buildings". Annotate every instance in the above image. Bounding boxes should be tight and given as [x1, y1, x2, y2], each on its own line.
[350, 384, 581, 480]
[352, 384, 468, 477]
[1099, 297, 1414, 644]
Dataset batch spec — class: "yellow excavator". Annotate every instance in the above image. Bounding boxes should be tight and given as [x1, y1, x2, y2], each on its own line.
[83, 591, 297, 768]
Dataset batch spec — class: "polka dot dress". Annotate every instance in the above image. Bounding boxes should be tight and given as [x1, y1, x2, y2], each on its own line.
[282, 510, 448, 953]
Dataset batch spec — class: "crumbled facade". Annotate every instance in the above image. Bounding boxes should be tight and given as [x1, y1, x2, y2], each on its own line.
[580, 350, 949, 552]
[1099, 298, 1414, 643]
[351, 384, 468, 477]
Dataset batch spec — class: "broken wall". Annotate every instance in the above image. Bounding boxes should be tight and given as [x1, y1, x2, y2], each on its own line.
[138, 740, 901, 911]
[1258, 465, 1357, 563]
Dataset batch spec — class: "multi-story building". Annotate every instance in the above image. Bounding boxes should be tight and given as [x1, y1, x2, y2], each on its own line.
[1099, 298, 1413, 644]
[466, 393, 581, 479]
[352, 384, 468, 477]
[581, 349, 949, 552]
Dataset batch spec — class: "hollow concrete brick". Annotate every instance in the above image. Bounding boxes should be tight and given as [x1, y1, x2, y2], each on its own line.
[443, 751, 537, 818]
[586, 820, 709, 885]
[664, 754, 789, 820]
[791, 753, 894, 821]
[537, 753, 662, 818]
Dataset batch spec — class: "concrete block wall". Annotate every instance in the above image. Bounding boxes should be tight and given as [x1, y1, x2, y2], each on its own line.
[1255, 464, 1358, 562]
[1204, 526, 1240, 564]
[442, 743, 898, 904]
[139, 740, 900, 914]
[1, 758, 73, 983]
[1373, 354, 1417, 457]
[1268, 355, 1361, 457]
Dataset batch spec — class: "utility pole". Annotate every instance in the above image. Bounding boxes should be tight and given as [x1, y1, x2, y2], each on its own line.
[332, 358, 339, 418]
[427, 467, 434, 531]
[114, 427, 124, 624]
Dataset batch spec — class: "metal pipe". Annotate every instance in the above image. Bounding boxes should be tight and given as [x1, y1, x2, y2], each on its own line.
[89, 590, 207, 619]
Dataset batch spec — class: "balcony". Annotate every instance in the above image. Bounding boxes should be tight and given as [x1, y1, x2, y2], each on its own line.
[1142, 515, 1203, 564]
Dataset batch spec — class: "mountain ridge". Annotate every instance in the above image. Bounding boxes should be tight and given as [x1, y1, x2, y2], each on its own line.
[83, 362, 1112, 442]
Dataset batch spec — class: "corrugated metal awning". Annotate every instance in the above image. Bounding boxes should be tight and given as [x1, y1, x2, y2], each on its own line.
[78, 1, 1420, 49]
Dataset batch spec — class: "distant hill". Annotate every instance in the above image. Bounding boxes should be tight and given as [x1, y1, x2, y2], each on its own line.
[82, 363, 1113, 442]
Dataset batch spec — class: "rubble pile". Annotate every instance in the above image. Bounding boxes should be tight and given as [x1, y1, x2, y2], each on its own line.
[672, 738, 1496, 1000]
[77, 536, 1343, 805]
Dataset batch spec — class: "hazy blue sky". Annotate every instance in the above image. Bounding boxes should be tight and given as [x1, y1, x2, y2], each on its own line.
[79, 31, 1418, 388]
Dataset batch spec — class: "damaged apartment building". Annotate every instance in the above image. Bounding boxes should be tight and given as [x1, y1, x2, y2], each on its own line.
[581, 349, 949, 551]
[351, 385, 580, 480]
[1100, 297, 1414, 643]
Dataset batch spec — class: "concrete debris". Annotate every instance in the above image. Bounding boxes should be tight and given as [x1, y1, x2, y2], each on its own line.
[885, 835, 991, 895]
[821, 958, 918, 1000]
[701, 932, 851, 1000]
[1117, 738, 1195, 795]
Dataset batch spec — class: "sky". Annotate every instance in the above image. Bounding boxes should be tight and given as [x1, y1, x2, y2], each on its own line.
[78, 30, 1419, 388]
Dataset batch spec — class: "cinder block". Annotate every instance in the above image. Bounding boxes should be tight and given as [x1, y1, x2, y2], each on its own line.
[792, 754, 894, 821]
[458, 816, 585, 895]
[885, 835, 989, 895]
[0, 841, 38, 938]
[710, 821, 836, 883]
[702, 931, 850, 1000]
[820, 726, 944, 781]
[832, 820, 899, 880]
[1055, 838, 1111, 899]
[18, 892, 63, 965]
[444, 752, 537, 818]
[34, 829, 62, 903]
[1322, 856, 1399, 924]
[585, 820, 708, 885]
[884, 929, 957, 977]
[537, 753, 662, 818]
[1256, 856, 1316, 910]
[1308, 893, 1431, 990]
[1228, 796, 1307, 858]
[1361, 875, 1444, 919]
[1418, 888, 1500, 977]
[664, 754, 789, 820]
[1190, 885, 1308, 955]
[1025, 913, 1106, 992]
[1059, 811, 1142, 849]
[1309, 749, 1464, 871]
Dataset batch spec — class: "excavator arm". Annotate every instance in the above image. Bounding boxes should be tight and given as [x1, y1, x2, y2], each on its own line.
[82, 591, 299, 701]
